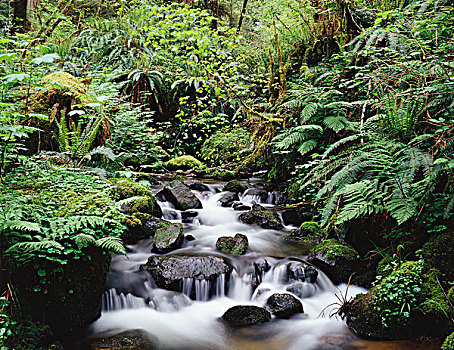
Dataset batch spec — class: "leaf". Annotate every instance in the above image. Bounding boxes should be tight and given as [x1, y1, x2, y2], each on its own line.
[31, 53, 61, 65]
[3, 73, 29, 84]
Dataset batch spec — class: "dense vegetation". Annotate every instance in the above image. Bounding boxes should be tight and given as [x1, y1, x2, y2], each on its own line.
[0, 0, 453, 348]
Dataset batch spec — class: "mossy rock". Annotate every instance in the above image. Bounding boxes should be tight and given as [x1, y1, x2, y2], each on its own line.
[165, 155, 203, 171]
[216, 234, 249, 255]
[238, 204, 283, 230]
[289, 221, 325, 243]
[307, 239, 364, 284]
[88, 329, 157, 349]
[223, 180, 247, 193]
[122, 196, 162, 219]
[222, 305, 271, 326]
[109, 178, 153, 201]
[442, 332, 454, 350]
[422, 232, 454, 281]
[419, 269, 453, 335]
[152, 222, 184, 253]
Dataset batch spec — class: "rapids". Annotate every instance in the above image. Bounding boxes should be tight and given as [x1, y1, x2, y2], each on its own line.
[88, 181, 438, 350]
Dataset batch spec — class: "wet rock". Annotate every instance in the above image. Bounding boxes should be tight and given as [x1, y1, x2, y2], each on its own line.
[243, 188, 268, 202]
[250, 258, 271, 291]
[287, 261, 318, 283]
[185, 234, 196, 241]
[266, 293, 304, 319]
[181, 210, 198, 223]
[218, 192, 239, 207]
[140, 255, 232, 295]
[286, 282, 317, 298]
[222, 305, 271, 326]
[152, 222, 184, 253]
[89, 329, 156, 349]
[183, 180, 210, 192]
[157, 181, 202, 211]
[216, 234, 248, 255]
[121, 217, 170, 245]
[232, 202, 251, 211]
[307, 239, 364, 285]
[223, 180, 247, 193]
[280, 206, 313, 226]
[121, 195, 163, 218]
[269, 191, 288, 205]
[238, 204, 283, 230]
[165, 155, 203, 171]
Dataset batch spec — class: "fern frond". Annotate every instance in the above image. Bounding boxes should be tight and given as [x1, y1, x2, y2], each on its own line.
[73, 233, 97, 248]
[95, 236, 126, 255]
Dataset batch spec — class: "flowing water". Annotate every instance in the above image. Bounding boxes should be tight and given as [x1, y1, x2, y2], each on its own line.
[88, 181, 441, 350]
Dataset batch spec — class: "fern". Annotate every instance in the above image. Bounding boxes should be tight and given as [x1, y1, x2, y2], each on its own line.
[95, 236, 126, 255]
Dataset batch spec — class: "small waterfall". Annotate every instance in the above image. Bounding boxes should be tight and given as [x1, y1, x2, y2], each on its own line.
[216, 273, 225, 297]
[228, 270, 252, 301]
[182, 278, 193, 297]
[241, 194, 264, 204]
[102, 288, 146, 311]
[195, 279, 210, 301]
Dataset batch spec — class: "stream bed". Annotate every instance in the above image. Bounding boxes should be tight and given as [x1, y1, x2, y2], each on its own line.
[86, 181, 441, 350]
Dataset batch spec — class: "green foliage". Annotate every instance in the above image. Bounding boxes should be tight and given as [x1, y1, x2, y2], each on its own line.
[201, 127, 251, 166]
[442, 332, 454, 350]
[165, 155, 204, 171]
[373, 260, 424, 327]
[0, 163, 126, 267]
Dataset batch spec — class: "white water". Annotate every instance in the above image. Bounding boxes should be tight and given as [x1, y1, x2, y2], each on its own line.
[92, 182, 367, 349]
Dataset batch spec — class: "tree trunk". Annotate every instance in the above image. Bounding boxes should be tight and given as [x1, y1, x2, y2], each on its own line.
[13, 0, 29, 32]
[237, 0, 248, 32]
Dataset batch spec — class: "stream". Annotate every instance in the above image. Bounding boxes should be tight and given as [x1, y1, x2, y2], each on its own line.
[87, 181, 440, 350]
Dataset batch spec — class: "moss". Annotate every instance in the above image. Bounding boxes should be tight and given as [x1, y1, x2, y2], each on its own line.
[109, 178, 153, 201]
[165, 155, 203, 171]
[313, 239, 358, 261]
[299, 221, 321, 235]
[422, 232, 454, 281]
[448, 287, 454, 306]
[126, 196, 162, 218]
[442, 332, 454, 350]
[121, 215, 142, 228]
[223, 180, 247, 193]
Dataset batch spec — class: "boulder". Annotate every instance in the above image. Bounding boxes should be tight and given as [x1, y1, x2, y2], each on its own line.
[242, 188, 268, 203]
[140, 255, 232, 297]
[287, 262, 318, 283]
[181, 210, 198, 223]
[165, 155, 203, 171]
[232, 202, 251, 211]
[218, 192, 239, 207]
[121, 195, 162, 218]
[422, 232, 454, 281]
[280, 206, 312, 226]
[152, 222, 184, 253]
[89, 329, 156, 349]
[222, 305, 271, 326]
[238, 204, 283, 230]
[266, 293, 304, 319]
[157, 181, 202, 211]
[269, 191, 288, 205]
[121, 216, 168, 245]
[286, 282, 316, 299]
[223, 180, 247, 193]
[183, 180, 210, 192]
[290, 221, 324, 242]
[216, 234, 248, 255]
[307, 239, 364, 285]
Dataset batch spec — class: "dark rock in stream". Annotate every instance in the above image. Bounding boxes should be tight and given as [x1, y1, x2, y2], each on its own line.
[89, 329, 156, 349]
[280, 206, 313, 226]
[269, 191, 288, 205]
[266, 293, 304, 319]
[223, 180, 248, 193]
[181, 210, 198, 223]
[157, 181, 202, 211]
[286, 282, 317, 298]
[242, 188, 268, 202]
[183, 180, 210, 192]
[140, 255, 232, 298]
[222, 305, 271, 326]
[216, 233, 248, 255]
[185, 234, 196, 241]
[121, 217, 169, 245]
[238, 204, 283, 230]
[151, 222, 184, 253]
[287, 261, 318, 283]
[307, 239, 364, 285]
[218, 191, 239, 207]
[232, 201, 251, 211]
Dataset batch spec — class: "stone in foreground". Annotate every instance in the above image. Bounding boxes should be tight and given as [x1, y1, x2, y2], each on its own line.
[222, 305, 271, 326]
